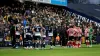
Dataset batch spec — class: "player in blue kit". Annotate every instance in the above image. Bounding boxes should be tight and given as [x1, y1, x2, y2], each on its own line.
[24, 25, 33, 49]
[48, 26, 53, 49]
[34, 23, 42, 49]
[15, 26, 20, 48]
[40, 26, 46, 49]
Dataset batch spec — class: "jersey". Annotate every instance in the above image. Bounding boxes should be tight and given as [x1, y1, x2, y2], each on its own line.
[26, 32, 32, 36]
[45, 26, 49, 37]
[34, 26, 41, 36]
[24, 26, 32, 38]
[16, 31, 20, 35]
[15, 26, 20, 35]
[76, 27, 82, 37]
[73, 27, 78, 37]
[32, 26, 35, 36]
[41, 27, 46, 37]
[24, 26, 30, 33]
[85, 28, 89, 37]
[48, 27, 53, 37]
[26, 32, 32, 40]
[79, 28, 82, 37]
[89, 27, 93, 39]
[67, 28, 75, 37]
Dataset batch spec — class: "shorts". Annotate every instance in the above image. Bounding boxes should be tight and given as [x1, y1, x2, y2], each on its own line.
[16, 35, 20, 39]
[48, 36, 53, 41]
[48, 33, 53, 37]
[74, 37, 78, 41]
[26, 35, 32, 40]
[32, 35, 35, 40]
[74, 37, 81, 41]
[86, 37, 89, 40]
[34, 36, 41, 40]
[78, 37, 81, 41]
[69, 36, 74, 41]
[41, 37, 45, 40]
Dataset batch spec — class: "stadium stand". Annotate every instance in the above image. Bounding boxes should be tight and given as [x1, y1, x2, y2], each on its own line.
[68, 4, 100, 21]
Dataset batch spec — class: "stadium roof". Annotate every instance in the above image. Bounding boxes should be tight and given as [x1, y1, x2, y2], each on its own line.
[68, 4, 100, 20]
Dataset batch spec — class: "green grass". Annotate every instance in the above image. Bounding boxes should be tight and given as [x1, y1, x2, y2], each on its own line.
[0, 44, 100, 56]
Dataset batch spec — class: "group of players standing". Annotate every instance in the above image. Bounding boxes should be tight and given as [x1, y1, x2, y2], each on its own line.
[67, 24, 93, 48]
[15, 23, 54, 49]
[14, 22, 93, 49]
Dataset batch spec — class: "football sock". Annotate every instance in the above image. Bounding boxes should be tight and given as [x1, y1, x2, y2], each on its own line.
[67, 41, 70, 47]
[50, 41, 53, 48]
[36, 43, 39, 48]
[43, 42, 45, 48]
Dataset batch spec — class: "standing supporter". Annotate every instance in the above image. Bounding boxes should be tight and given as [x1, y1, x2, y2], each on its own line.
[3, 14, 8, 23]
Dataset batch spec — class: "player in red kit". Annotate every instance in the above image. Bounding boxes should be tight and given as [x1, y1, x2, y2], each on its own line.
[85, 26, 90, 47]
[76, 26, 82, 48]
[73, 25, 78, 48]
[67, 25, 75, 48]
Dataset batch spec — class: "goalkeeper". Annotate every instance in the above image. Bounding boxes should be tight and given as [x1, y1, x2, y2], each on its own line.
[89, 24, 93, 47]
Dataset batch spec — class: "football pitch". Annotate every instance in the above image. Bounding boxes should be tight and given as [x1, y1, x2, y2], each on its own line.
[0, 45, 100, 56]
